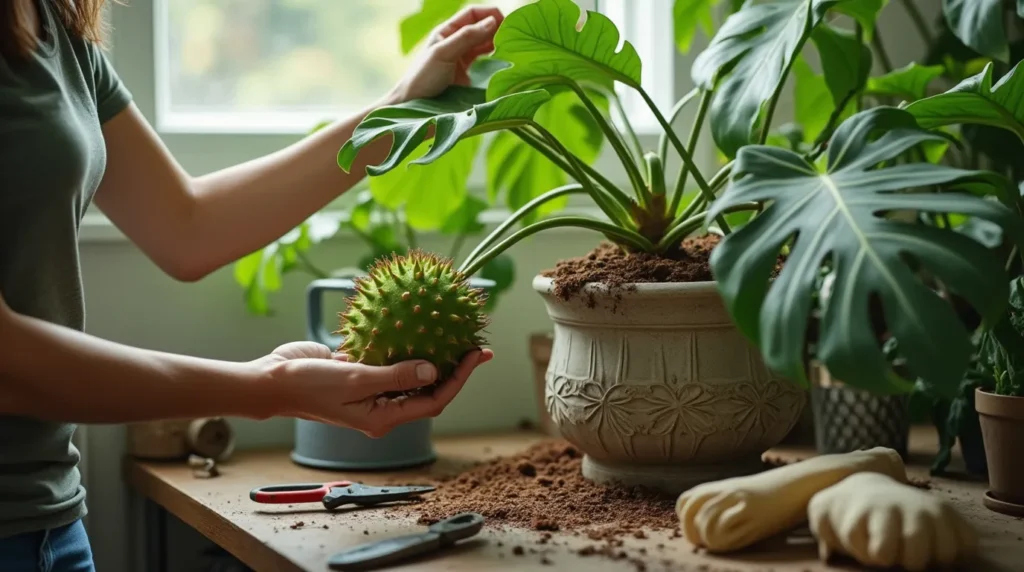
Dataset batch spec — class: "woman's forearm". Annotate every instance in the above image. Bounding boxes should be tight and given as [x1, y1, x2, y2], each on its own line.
[184, 95, 400, 276]
[0, 304, 284, 424]
[95, 94, 399, 282]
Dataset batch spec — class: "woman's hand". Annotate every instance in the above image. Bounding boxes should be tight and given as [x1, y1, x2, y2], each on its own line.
[255, 341, 494, 437]
[389, 6, 505, 104]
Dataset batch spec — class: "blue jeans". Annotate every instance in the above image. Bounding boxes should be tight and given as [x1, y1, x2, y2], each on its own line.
[0, 520, 95, 572]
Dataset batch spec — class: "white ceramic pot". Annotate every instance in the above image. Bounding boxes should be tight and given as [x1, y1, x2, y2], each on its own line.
[533, 275, 805, 494]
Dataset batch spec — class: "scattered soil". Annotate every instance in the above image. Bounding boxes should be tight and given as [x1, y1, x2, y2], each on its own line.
[541, 236, 784, 306]
[392, 440, 678, 536]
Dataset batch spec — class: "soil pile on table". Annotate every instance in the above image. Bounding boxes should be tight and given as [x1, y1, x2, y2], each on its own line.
[394, 440, 678, 535]
[542, 236, 721, 303]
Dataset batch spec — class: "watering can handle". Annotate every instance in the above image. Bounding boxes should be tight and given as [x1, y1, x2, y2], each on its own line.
[306, 278, 358, 348]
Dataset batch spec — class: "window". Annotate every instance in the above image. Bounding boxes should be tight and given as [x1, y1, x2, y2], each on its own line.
[150, 0, 673, 135]
[156, 0, 543, 133]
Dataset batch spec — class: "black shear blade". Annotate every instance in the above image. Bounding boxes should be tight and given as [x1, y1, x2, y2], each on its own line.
[323, 483, 436, 509]
[327, 513, 484, 571]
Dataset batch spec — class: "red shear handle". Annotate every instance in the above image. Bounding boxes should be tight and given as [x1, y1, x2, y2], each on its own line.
[250, 481, 352, 504]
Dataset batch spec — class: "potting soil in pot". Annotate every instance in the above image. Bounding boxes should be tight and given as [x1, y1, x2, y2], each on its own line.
[388, 440, 679, 536]
[542, 235, 784, 305]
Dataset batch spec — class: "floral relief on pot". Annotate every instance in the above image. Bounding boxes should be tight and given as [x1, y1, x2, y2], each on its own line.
[534, 276, 805, 493]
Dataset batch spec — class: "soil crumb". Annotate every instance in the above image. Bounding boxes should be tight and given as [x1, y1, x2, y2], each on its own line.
[394, 440, 677, 535]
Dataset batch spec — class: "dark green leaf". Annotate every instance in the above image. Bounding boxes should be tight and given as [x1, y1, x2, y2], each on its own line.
[792, 57, 837, 142]
[691, 0, 841, 158]
[707, 107, 1024, 397]
[832, 0, 888, 39]
[441, 195, 488, 235]
[983, 277, 1024, 396]
[942, 0, 1010, 63]
[865, 62, 945, 102]
[368, 138, 480, 231]
[398, 0, 467, 54]
[486, 0, 642, 98]
[674, 0, 718, 54]
[810, 23, 872, 109]
[905, 61, 1024, 143]
[338, 86, 551, 176]
[486, 90, 604, 223]
[479, 254, 516, 310]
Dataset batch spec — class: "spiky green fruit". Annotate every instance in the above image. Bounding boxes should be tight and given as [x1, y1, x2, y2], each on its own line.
[336, 250, 489, 382]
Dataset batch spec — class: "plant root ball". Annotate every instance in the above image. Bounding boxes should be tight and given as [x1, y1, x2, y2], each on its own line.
[335, 250, 490, 391]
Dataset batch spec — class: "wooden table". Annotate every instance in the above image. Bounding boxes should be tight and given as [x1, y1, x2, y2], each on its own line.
[124, 427, 1024, 571]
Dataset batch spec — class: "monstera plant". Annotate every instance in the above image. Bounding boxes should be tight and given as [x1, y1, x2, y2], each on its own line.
[330, 0, 1024, 492]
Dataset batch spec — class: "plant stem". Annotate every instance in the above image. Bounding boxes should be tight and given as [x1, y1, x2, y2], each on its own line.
[758, 89, 783, 146]
[656, 202, 760, 252]
[871, 31, 894, 73]
[611, 91, 646, 172]
[460, 216, 655, 276]
[636, 86, 731, 234]
[670, 89, 712, 215]
[297, 251, 329, 279]
[460, 184, 588, 272]
[900, 0, 934, 47]
[527, 121, 633, 228]
[675, 160, 734, 228]
[565, 82, 647, 199]
[659, 87, 700, 164]
[512, 127, 634, 216]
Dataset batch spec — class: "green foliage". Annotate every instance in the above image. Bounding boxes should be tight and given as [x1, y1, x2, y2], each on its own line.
[398, 0, 466, 54]
[337, 251, 488, 381]
[865, 62, 945, 101]
[691, 0, 840, 158]
[338, 86, 552, 176]
[485, 0, 643, 98]
[905, 61, 1024, 144]
[368, 138, 480, 231]
[487, 90, 606, 223]
[706, 107, 1024, 396]
[233, 214, 340, 316]
[331, 0, 1024, 408]
[942, 0, 1011, 64]
[980, 277, 1024, 396]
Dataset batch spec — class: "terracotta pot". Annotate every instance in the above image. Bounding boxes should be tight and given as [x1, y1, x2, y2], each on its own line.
[528, 332, 559, 436]
[532, 276, 804, 494]
[976, 388, 1024, 507]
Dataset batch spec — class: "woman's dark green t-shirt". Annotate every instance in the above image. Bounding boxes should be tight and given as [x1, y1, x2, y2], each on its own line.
[0, 0, 132, 538]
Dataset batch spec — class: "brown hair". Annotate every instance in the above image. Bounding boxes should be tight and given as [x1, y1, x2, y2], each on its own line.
[0, 0, 109, 60]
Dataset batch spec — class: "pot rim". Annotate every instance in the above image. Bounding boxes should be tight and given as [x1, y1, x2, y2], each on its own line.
[531, 274, 719, 295]
[975, 387, 1024, 419]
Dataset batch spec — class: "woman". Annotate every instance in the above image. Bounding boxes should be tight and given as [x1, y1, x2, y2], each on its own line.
[0, 0, 501, 568]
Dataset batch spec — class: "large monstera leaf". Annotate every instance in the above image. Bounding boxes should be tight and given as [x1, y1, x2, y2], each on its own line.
[485, 0, 642, 98]
[691, 0, 841, 158]
[942, 0, 1011, 63]
[905, 61, 1024, 143]
[337, 86, 550, 176]
[707, 107, 1024, 398]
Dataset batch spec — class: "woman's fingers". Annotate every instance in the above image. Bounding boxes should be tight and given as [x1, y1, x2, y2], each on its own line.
[434, 6, 504, 42]
[342, 359, 440, 399]
[433, 15, 499, 60]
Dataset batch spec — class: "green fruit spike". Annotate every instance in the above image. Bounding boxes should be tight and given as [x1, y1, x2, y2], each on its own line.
[335, 250, 490, 382]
